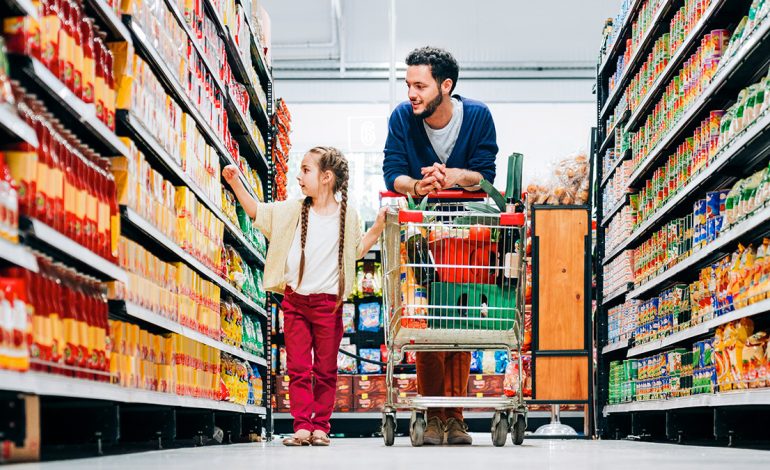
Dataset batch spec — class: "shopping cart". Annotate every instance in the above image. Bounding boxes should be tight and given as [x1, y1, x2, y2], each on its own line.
[379, 190, 528, 447]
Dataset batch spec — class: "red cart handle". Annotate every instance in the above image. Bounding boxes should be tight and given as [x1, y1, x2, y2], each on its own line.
[379, 190, 488, 200]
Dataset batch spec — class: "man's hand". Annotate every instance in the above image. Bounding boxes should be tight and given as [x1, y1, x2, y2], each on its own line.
[421, 164, 467, 190]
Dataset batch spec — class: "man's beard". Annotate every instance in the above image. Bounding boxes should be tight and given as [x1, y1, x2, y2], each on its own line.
[413, 91, 443, 120]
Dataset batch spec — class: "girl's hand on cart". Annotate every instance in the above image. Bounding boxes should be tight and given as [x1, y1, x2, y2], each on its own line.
[373, 206, 388, 230]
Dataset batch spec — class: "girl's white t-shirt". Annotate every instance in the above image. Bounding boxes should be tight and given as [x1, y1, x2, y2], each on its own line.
[284, 206, 341, 296]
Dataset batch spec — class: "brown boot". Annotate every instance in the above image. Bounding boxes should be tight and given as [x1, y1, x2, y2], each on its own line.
[423, 417, 445, 445]
[445, 418, 472, 445]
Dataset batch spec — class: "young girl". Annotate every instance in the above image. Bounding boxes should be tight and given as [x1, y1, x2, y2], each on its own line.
[222, 146, 386, 446]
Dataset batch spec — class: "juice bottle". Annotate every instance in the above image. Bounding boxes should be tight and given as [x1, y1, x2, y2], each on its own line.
[85, 157, 98, 252]
[0, 152, 19, 243]
[2, 97, 35, 222]
[94, 33, 105, 125]
[37, 112, 53, 226]
[71, 1, 83, 99]
[107, 167, 119, 262]
[80, 16, 94, 104]
[57, 0, 73, 90]
[95, 159, 109, 258]
[41, 0, 60, 74]
[62, 137, 75, 240]
[104, 42, 115, 130]
[2, 2, 40, 58]
[48, 124, 65, 232]
[75, 276, 89, 376]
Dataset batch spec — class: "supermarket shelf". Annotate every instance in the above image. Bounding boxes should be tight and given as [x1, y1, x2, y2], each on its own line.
[124, 16, 259, 202]
[0, 103, 38, 147]
[120, 207, 267, 318]
[631, 203, 770, 300]
[602, 282, 633, 306]
[598, 0, 645, 77]
[602, 339, 630, 354]
[625, 0, 733, 132]
[600, 196, 627, 227]
[1, 0, 38, 18]
[0, 237, 38, 272]
[113, 301, 267, 366]
[625, 128, 770, 296]
[602, 240, 629, 266]
[0, 369, 266, 415]
[8, 56, 129, 158]
[226, 90, 269, 172]
[628, 298, 770, 359]
[603, 389, 770, 415]
[116, 111, 264, 266]
[203, 0, 271, 132]
[244, 13, 271, 86]
[598, 127, 615, 155]
[22, 217, 126, 282]
[599, 0, 676, 120]
[627, 16, 770, 189]
[84, 0, 132, 45]
[272, 411, 584, 420]
[600, 148, 630, 189]
[163, 0, 226, 96]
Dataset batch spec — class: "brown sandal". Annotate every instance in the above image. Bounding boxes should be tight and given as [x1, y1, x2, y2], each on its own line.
[282, 435, 312, 446]
[311, 432, 330, 446]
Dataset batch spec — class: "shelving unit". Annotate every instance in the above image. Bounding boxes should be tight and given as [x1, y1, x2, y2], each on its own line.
[0, 0, 275, 455]
[595, 0, 770, 444]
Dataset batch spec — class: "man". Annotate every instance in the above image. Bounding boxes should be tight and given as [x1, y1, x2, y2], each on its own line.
[383, 46, 499, 445]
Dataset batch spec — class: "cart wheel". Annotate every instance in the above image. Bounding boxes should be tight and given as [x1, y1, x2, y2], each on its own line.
[511, 415, 526, 446]
[382, 414, 396, 447]
[491, 412, 509, 447]
[410, 412, 426, 447]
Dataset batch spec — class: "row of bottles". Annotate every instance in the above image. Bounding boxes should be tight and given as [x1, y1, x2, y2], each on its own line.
[0, 257, 109, 379]
[2, 0, 117, 130]
[1, 87, 119, 261]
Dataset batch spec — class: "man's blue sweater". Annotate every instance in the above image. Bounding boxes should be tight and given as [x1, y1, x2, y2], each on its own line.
[382, 95, 498, 192]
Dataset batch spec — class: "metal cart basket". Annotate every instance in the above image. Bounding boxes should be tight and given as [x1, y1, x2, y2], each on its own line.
[379, 190, 528, 447]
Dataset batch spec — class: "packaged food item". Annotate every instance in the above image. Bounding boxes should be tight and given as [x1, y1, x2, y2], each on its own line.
[358, 348, 382, 374]
[337, 339, 357, 374]
[358, 302, 382, 332]
[342, 303, 356, 334]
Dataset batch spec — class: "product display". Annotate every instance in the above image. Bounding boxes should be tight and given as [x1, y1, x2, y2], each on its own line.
[525, 153, 590, 206]
[271, 98, 291, 201]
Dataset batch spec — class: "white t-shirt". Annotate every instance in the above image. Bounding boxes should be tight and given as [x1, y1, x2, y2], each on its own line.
[423, 97, 464, 163]
[284, 205, 342, 295]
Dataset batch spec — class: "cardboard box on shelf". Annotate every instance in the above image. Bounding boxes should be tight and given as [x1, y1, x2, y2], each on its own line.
[1, 395, 40, 463]
[468, 374, 505, 397]
[354, 393, 386, 412]
[275, 375, 291, 395]
[335, 375, 354, 412]
[354, 375, 387, 394]
[275, 392, 291, 412]
[393, 374, 417, 393]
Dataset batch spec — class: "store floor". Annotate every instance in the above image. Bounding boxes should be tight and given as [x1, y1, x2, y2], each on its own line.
[9, 435, 770, 469]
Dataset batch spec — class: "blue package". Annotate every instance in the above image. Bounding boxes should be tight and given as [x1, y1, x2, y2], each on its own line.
[358, 302, 382, 332]
[707, 217, 716, 244]
[693, 199, 707, 226]
[713, 215, 724, 238]
[470, 351, 483, 373]
[359, 348, 382, 374]
[706, 191, 722, 218]
[494, 351, 509, 374]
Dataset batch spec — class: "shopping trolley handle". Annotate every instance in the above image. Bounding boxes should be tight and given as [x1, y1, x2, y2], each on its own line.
[379, 190, 488, 201]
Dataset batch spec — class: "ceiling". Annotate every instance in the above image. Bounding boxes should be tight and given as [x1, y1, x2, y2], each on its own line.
[261, 0, 620, 75]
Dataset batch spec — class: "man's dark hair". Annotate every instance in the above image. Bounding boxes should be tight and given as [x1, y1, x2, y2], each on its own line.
[406, 46, 459, 94]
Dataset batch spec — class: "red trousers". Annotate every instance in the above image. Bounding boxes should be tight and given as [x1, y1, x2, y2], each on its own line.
[416, 351, 471, 422]
[282, 288, 343, 433]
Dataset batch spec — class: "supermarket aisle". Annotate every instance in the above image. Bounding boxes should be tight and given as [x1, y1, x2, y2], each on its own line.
[8, 437, 770, 470]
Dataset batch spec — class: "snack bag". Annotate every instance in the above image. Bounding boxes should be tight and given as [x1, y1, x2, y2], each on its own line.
[470, 350, 483, 373]
[338, 341, 358, 374]
[359, 348, 382, 374]
[342, 303, 356, 334]
[358, 302, 382, 332]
